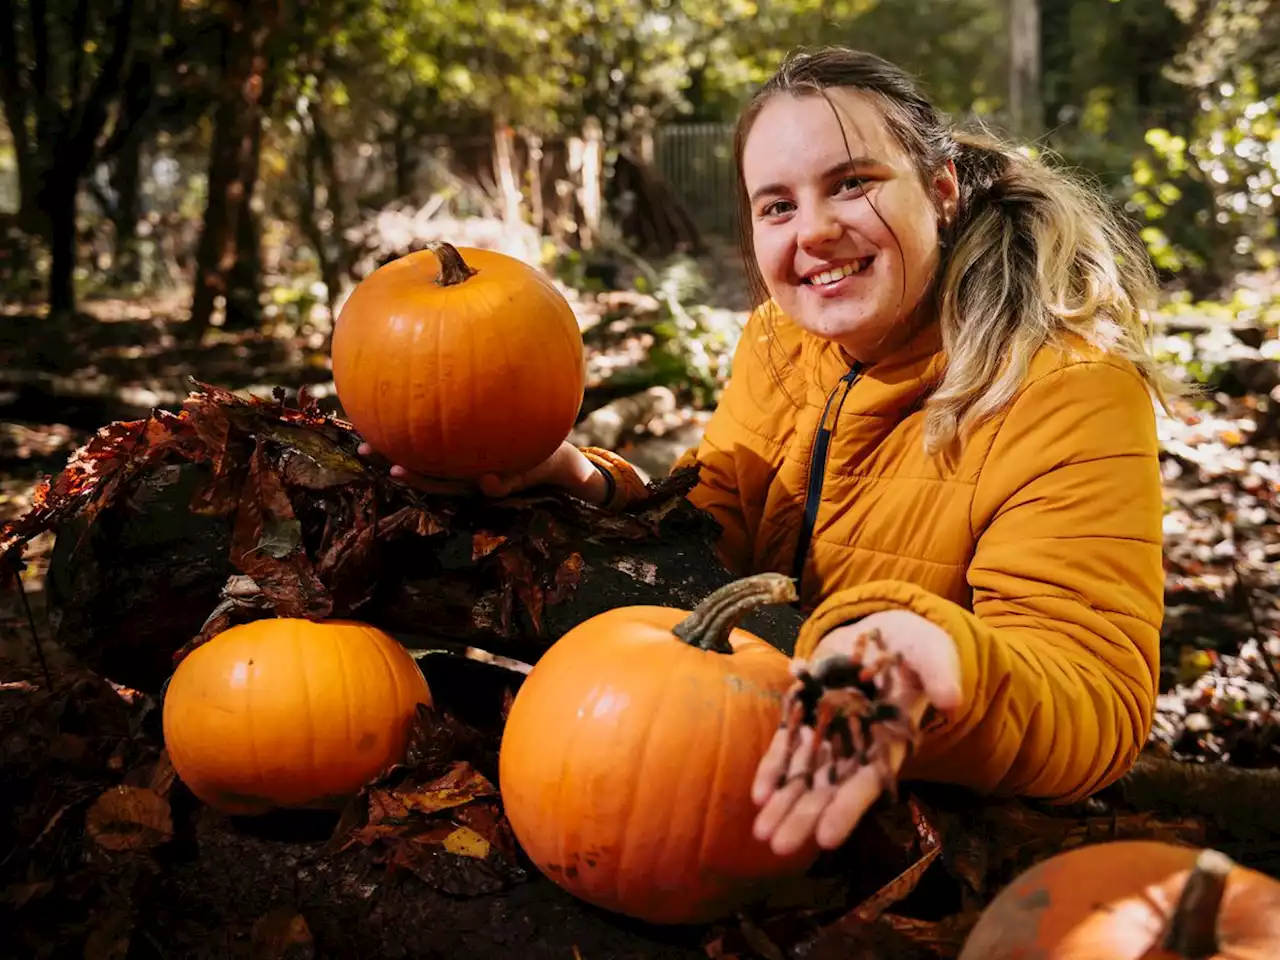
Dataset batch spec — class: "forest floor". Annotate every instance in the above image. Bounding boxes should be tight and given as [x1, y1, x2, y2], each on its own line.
[1, 254, 1278, 959]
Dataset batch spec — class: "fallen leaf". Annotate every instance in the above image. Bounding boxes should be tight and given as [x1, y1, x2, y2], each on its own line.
[267, 422, 366, 489]
[377, 505, 448, 539]
[473, 531, 508, 559]
[251, 907, 315, 960]
[387, 761, 497, 818]
[229, 439, 332, 619]
[84, 785, 174, 852]
[83, 907, 132, 960]
[442, 825, 490, 858]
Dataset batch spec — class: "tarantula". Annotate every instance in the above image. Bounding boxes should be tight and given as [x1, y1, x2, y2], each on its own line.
[777, 628, 924, 798]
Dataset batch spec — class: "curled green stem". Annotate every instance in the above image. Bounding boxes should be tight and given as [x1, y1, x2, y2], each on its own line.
[671, 573, 798, 654]
[1162, 848, 1234, 958]
[426, 241, 478, 287]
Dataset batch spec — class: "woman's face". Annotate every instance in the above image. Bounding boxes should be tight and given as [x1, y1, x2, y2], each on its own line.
[741, 89, 957, 362]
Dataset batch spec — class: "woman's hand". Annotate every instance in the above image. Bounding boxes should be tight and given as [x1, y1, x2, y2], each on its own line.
[750, 609, 963, 856]
[354, 440, 612, 505]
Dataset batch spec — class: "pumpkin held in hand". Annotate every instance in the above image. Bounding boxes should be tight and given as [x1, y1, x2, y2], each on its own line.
[498, 573, 819, 926]
[162, 618, 431, 815]
[330, 241, 585, 480]
[958, 840, 1280, 960]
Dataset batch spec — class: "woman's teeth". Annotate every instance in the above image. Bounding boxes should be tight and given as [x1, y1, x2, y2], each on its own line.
[806, 257, 873, 285]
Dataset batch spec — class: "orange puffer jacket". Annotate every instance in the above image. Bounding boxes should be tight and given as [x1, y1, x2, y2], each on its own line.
[584, 302, 1165, 804]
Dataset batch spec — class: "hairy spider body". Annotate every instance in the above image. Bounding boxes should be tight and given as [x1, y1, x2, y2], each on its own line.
[774, 629, 924, 798]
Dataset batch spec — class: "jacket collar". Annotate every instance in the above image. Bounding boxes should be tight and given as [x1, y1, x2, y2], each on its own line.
[807, 315, 946, 417]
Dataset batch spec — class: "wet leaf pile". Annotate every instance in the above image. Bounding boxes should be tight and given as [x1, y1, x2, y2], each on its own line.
[1, 380, 715, 693]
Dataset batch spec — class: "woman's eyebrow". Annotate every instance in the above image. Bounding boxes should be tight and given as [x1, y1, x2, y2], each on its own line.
[748, 158, 882, 204]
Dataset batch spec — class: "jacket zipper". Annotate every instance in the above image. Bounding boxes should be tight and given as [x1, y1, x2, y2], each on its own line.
[789, 362, 864, 594]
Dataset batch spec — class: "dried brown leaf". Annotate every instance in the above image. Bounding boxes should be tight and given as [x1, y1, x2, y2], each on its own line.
[548, 551, 585, 603]
[315, 488, 380, 610]
[382, 819, 525, 896]
[378, 761, 497, 820]
[403, 703, 488, 776]
[229, 440, 331, 619]
[498, 546, 544, 634]
[266, 422, 366, 489]
[251, 907, 315, 960]
[84, 785, 173, 852]
[846, 844, 941, 923]
[148, 748, 177, 798]
[377, 505, 449, 539]
[83, 907, 132, 960]
[473, 531, 508, 559]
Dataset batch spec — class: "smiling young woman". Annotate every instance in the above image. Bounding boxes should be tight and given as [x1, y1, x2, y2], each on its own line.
[364, 46, 1180, 861]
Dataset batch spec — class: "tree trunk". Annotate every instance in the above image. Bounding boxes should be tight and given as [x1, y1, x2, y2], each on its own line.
[110, 135, 143, 284]
[392, 111, 415, 200]
[492, 113, 525, 230]
[188, 0, 280, 340]
[1008, 0, 1042, 137]
[41, 168, 79, 316]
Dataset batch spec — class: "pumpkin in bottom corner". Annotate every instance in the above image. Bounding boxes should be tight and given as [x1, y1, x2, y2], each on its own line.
[497, 573, 819, 926]
[957, 839, 1280, 960]
[162, 617, 431, 816]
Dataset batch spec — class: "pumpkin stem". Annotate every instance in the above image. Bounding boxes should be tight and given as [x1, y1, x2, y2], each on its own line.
[426, 241, 478, 286]
[671, 573, 797, 654]
[1161, 848, 1233, 958]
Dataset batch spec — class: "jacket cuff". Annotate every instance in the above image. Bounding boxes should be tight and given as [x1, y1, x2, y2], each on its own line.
[578, 446, 650, 511]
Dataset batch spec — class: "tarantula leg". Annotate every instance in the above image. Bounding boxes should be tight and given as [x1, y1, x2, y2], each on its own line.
[827, 712, 856, 760]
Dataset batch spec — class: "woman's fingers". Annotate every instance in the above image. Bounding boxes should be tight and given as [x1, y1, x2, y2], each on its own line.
[386, 464, 471, 496]
[814, 763, 889, 850]
[752, 724, 794, 806]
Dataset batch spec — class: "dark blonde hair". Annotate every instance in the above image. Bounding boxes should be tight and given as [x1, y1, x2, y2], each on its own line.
[733, 47, 1175, 452]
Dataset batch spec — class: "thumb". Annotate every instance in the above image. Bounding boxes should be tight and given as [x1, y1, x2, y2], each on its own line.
[478, 471, 528, 498]
[900, 627, 963, 712]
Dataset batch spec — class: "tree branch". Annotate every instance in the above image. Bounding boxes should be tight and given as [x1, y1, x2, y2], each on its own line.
[69, 0, 138, 167]
[68, 0, 91, 107]
[0, 0, 31, 170]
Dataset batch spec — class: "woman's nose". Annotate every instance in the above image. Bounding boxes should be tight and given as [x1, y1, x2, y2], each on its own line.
[796, 204, 842, 249]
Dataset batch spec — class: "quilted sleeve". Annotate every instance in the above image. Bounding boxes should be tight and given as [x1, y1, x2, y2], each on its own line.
[793, 360, 1165, 802]
[583, 304, 791, 575]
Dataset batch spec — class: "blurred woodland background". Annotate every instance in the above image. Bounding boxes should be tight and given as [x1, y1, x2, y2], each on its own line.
[0, 2, 1278, 957]
[0, 0, 1278, 783]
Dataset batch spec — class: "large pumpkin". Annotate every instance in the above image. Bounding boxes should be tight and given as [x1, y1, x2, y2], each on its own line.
[498, 573, 819, 925]
[958, 840, 1280, 960]
[330, 241, 585, 480]
[162, 618, 431, 815]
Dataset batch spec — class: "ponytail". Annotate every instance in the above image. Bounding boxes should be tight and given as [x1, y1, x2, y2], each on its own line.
[921, 131, 1178, 454]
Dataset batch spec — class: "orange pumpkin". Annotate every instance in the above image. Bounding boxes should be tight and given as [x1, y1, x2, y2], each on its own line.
[958, 840, 1280, 960]
[330, 241, 585, 480]
[162, 618, 431, 815]
[497, 573, 819, 925]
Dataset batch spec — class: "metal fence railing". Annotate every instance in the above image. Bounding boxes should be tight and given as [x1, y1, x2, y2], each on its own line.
[653, 122, 739, 239]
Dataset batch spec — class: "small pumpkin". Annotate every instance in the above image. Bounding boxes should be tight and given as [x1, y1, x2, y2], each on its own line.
[330, 241, 585, 480]
[498, 573, 818, 926]
[162, 618, 431, 815]
[958, 840, 1280, 960]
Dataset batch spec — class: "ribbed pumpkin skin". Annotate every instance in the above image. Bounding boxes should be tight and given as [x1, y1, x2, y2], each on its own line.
[162, 618, 431, 815]
[498, 606, 818, 926]
[330, 245, 585, 480]
[958, 841, 1280, 960]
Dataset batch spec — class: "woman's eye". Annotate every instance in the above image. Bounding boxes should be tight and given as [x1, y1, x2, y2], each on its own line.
[760, 199, 795, 218]
[836, 176, 868, 195]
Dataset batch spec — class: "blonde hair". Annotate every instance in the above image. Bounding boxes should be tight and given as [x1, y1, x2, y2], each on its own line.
[732, 47, 1179, 453]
